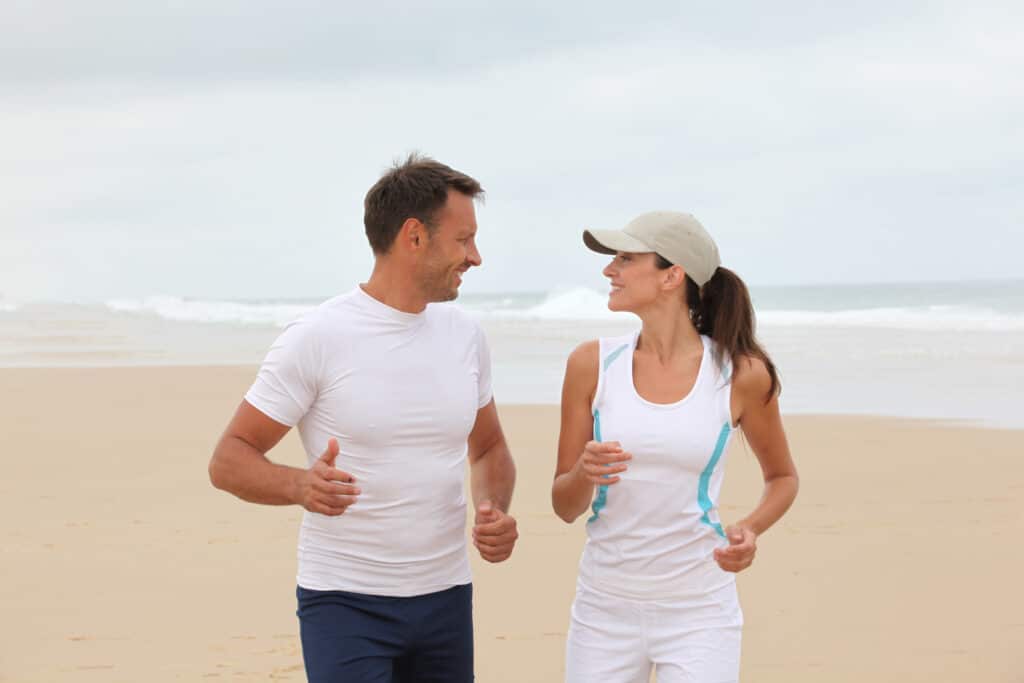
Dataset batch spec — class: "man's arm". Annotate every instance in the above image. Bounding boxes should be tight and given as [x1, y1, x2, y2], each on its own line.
[467, 399, 515, 512]
[208, 400, 360, 516]
[467, 399, 518, 562]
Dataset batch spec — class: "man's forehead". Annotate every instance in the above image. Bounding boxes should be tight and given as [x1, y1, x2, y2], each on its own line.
[441, 195, 477, 227]
[446, 191, 477, 212]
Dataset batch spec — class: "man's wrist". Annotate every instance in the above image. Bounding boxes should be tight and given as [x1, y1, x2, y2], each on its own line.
[286, 466, 304, 506]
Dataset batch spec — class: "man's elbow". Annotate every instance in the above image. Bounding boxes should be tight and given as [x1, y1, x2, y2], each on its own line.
[208, 444, 233, 492]
[208, 457, 224, 491]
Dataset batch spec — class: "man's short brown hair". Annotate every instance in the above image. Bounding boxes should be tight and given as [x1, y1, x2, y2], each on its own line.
[363, 154, 484, 255]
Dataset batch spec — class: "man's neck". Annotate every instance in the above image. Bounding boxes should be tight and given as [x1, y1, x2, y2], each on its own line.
[362, 262, 428, 314]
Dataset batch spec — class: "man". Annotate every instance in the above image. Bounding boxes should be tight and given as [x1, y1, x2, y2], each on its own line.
[208, 155, 518, 682]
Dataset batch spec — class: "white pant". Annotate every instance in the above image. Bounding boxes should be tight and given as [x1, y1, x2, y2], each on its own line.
[565, 580, 743, 683]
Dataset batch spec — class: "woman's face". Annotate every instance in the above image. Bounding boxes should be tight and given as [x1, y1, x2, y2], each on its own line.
[602, 251, 663, 312]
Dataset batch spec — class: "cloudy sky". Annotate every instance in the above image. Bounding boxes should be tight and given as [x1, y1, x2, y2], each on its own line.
[2, 1, 1021, 302]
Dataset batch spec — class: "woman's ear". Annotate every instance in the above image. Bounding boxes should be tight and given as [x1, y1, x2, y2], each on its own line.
[663, 264, 687, 291]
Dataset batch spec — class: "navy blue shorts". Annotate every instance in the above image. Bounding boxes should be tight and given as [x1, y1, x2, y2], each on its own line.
[296, 583, 473, 682]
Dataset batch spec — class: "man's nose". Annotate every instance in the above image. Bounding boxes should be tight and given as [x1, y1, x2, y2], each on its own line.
[467, 242, 482, 267]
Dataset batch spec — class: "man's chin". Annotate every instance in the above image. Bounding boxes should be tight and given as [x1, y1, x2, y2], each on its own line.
[427, 287, 459, 303]
[443, 277, 462, 301]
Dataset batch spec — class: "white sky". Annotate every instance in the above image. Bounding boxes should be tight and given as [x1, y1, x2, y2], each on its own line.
[1, 1, 1021, 301]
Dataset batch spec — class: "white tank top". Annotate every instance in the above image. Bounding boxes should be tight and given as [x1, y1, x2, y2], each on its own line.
[578, 331, 737, 600]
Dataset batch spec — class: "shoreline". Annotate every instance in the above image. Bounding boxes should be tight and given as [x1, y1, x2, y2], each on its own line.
[1, 364, 1019, 431]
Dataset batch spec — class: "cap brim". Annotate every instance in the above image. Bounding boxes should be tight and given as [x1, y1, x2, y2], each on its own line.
[582, 229, 653, 255]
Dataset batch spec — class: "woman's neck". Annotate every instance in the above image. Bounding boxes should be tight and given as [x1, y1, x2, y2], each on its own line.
[635, 300, 702, 365]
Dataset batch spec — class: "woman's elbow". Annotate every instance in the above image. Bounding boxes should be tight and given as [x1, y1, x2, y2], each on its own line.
[551, 491, 582, 524]
[554, 506, 577, 524]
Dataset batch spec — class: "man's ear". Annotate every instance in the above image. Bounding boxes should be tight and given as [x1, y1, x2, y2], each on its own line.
[398, 218, 427, 251]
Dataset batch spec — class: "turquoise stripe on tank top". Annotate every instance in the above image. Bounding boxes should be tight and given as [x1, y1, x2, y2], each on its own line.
[587, 409, 606, 523]
[698, 421, 732, 538]
[587, 343, 629, 523]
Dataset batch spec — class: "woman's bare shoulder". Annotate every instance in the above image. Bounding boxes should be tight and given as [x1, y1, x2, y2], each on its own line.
[731, 353, 774, 400]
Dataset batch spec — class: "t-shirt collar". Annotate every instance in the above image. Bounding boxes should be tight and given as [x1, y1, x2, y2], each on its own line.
[353, 285, 427, 325]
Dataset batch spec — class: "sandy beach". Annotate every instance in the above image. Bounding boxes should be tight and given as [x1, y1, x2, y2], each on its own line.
[1, 365, 1021, 682]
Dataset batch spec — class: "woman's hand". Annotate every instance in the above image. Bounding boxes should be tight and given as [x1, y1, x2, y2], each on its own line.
[574, 440, 632, 486]
[713, 524, 757, 572]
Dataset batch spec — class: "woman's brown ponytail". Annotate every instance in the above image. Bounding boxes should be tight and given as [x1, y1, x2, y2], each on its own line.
[658, 257, 779, 403]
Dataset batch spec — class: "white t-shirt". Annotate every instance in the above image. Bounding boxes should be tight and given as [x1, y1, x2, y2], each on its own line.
[244, 286, 493, 597]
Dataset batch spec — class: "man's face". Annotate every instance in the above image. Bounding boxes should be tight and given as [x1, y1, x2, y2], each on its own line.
[417, 191, 481, 302]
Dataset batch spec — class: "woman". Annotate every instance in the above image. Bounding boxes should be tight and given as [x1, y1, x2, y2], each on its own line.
[552, 211, 799, 682]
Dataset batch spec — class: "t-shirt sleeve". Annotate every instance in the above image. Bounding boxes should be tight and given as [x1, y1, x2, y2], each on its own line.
[244, 318, 321, 427]
[475, 322, 494, 409]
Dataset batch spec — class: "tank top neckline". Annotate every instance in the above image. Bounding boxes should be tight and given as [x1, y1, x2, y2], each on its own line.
[625, 331, 710, 410]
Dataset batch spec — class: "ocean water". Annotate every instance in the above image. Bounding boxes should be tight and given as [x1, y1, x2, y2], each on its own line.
[1, 280, 1022, 427]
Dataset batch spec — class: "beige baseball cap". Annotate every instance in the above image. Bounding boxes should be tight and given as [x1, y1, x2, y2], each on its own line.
[583, 210, 721, 286]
